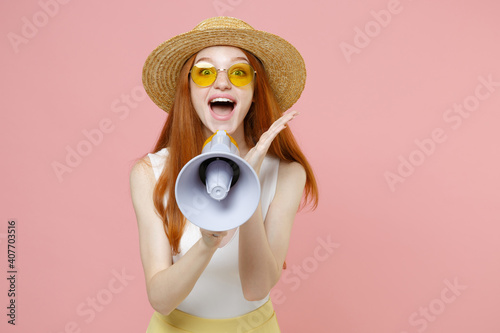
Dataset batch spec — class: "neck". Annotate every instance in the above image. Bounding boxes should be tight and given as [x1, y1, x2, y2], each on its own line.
[229, 126, 250, 156]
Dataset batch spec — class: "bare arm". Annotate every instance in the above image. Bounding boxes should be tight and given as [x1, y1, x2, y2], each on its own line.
[129, 158, 226, 315]
[239, 160, 306, 301]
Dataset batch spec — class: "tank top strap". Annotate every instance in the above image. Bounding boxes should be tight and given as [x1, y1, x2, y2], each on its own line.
[259, 155, 280, 220]
[147, 147, 168, 181]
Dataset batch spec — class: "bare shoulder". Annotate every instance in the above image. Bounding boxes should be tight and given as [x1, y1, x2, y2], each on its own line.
[272, 159, 306, 208]
[129, 155, 159, 226]
[130, 156, 155, 191]
[277, 160, 306, 186]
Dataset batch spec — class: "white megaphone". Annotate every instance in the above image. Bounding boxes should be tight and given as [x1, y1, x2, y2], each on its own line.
[175, 130, 261, 231]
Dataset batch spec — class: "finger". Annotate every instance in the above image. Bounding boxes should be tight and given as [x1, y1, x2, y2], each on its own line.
[269, 111, 299, 135]
[256, 111, 299, 150]
[280, 110, 299, 123]
[253, 128, 279, 154]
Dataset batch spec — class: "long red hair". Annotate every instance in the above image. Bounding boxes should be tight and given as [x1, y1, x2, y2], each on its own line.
[136, 50, 319, 265]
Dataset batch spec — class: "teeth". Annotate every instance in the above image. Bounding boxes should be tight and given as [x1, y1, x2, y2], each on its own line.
[210, 98, 234, 103]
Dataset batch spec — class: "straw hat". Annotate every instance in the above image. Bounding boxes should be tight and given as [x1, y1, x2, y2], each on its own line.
[142, 16, 306, 113]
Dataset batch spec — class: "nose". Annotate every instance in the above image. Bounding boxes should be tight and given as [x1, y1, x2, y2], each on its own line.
[213, 69, 231, 90]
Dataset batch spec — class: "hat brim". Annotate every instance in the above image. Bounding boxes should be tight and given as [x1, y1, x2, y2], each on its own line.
[142, 27, 306, 113]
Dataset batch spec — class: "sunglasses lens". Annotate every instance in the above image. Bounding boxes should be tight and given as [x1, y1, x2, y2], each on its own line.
[191, 64, 217, 86]
[190, 63, 255, 87]
[228, 63, 255, 87]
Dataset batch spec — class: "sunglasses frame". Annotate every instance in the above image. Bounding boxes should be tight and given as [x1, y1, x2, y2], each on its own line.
[189, 63, 257, 87]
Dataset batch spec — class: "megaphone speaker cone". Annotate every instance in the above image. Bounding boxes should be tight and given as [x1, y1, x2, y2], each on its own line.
[175, 151, 261, 232]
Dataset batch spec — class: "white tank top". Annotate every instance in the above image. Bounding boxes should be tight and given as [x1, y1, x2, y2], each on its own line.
[147, 147, 280, 318]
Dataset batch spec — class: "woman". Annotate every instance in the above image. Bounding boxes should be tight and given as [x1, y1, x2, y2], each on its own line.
[130, 17, 318, 332]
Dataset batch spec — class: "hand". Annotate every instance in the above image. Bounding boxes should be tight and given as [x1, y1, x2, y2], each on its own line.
[244, 110, 299, 176]
[200, 228, 228, 249]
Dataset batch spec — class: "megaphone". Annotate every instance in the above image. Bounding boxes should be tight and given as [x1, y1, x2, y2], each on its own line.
[175, 130, 261, 231]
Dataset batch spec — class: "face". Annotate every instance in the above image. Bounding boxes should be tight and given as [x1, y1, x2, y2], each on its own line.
[189, 46, 255, 137]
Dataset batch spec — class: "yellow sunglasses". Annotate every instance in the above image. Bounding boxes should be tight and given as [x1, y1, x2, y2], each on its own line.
[190, 62, 256, 87]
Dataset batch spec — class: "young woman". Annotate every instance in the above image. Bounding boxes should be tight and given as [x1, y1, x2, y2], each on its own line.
[130, 17, 318, 332]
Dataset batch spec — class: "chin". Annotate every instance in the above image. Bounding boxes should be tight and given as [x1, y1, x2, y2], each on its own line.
[213, 124, 236, 135]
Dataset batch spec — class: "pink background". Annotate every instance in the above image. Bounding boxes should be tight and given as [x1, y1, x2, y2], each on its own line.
[1, 0, 499, 332]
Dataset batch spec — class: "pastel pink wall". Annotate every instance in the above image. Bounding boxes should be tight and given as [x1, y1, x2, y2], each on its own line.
[1, 0, 499, 332]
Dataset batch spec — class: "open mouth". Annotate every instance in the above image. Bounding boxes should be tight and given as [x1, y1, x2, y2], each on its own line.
[209, 97, 235, 120]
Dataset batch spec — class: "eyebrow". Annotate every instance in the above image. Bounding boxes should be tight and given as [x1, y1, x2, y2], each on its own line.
[195, 56, 249, 65]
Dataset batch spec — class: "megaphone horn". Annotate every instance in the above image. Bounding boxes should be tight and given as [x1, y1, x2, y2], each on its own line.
[175, 130, 261, 231]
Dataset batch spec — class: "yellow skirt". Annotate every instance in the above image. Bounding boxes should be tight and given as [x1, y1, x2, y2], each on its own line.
[146, 299, 280, 333]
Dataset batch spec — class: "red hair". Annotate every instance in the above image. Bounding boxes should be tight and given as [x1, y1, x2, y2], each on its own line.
[136, 50, 319, 268]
